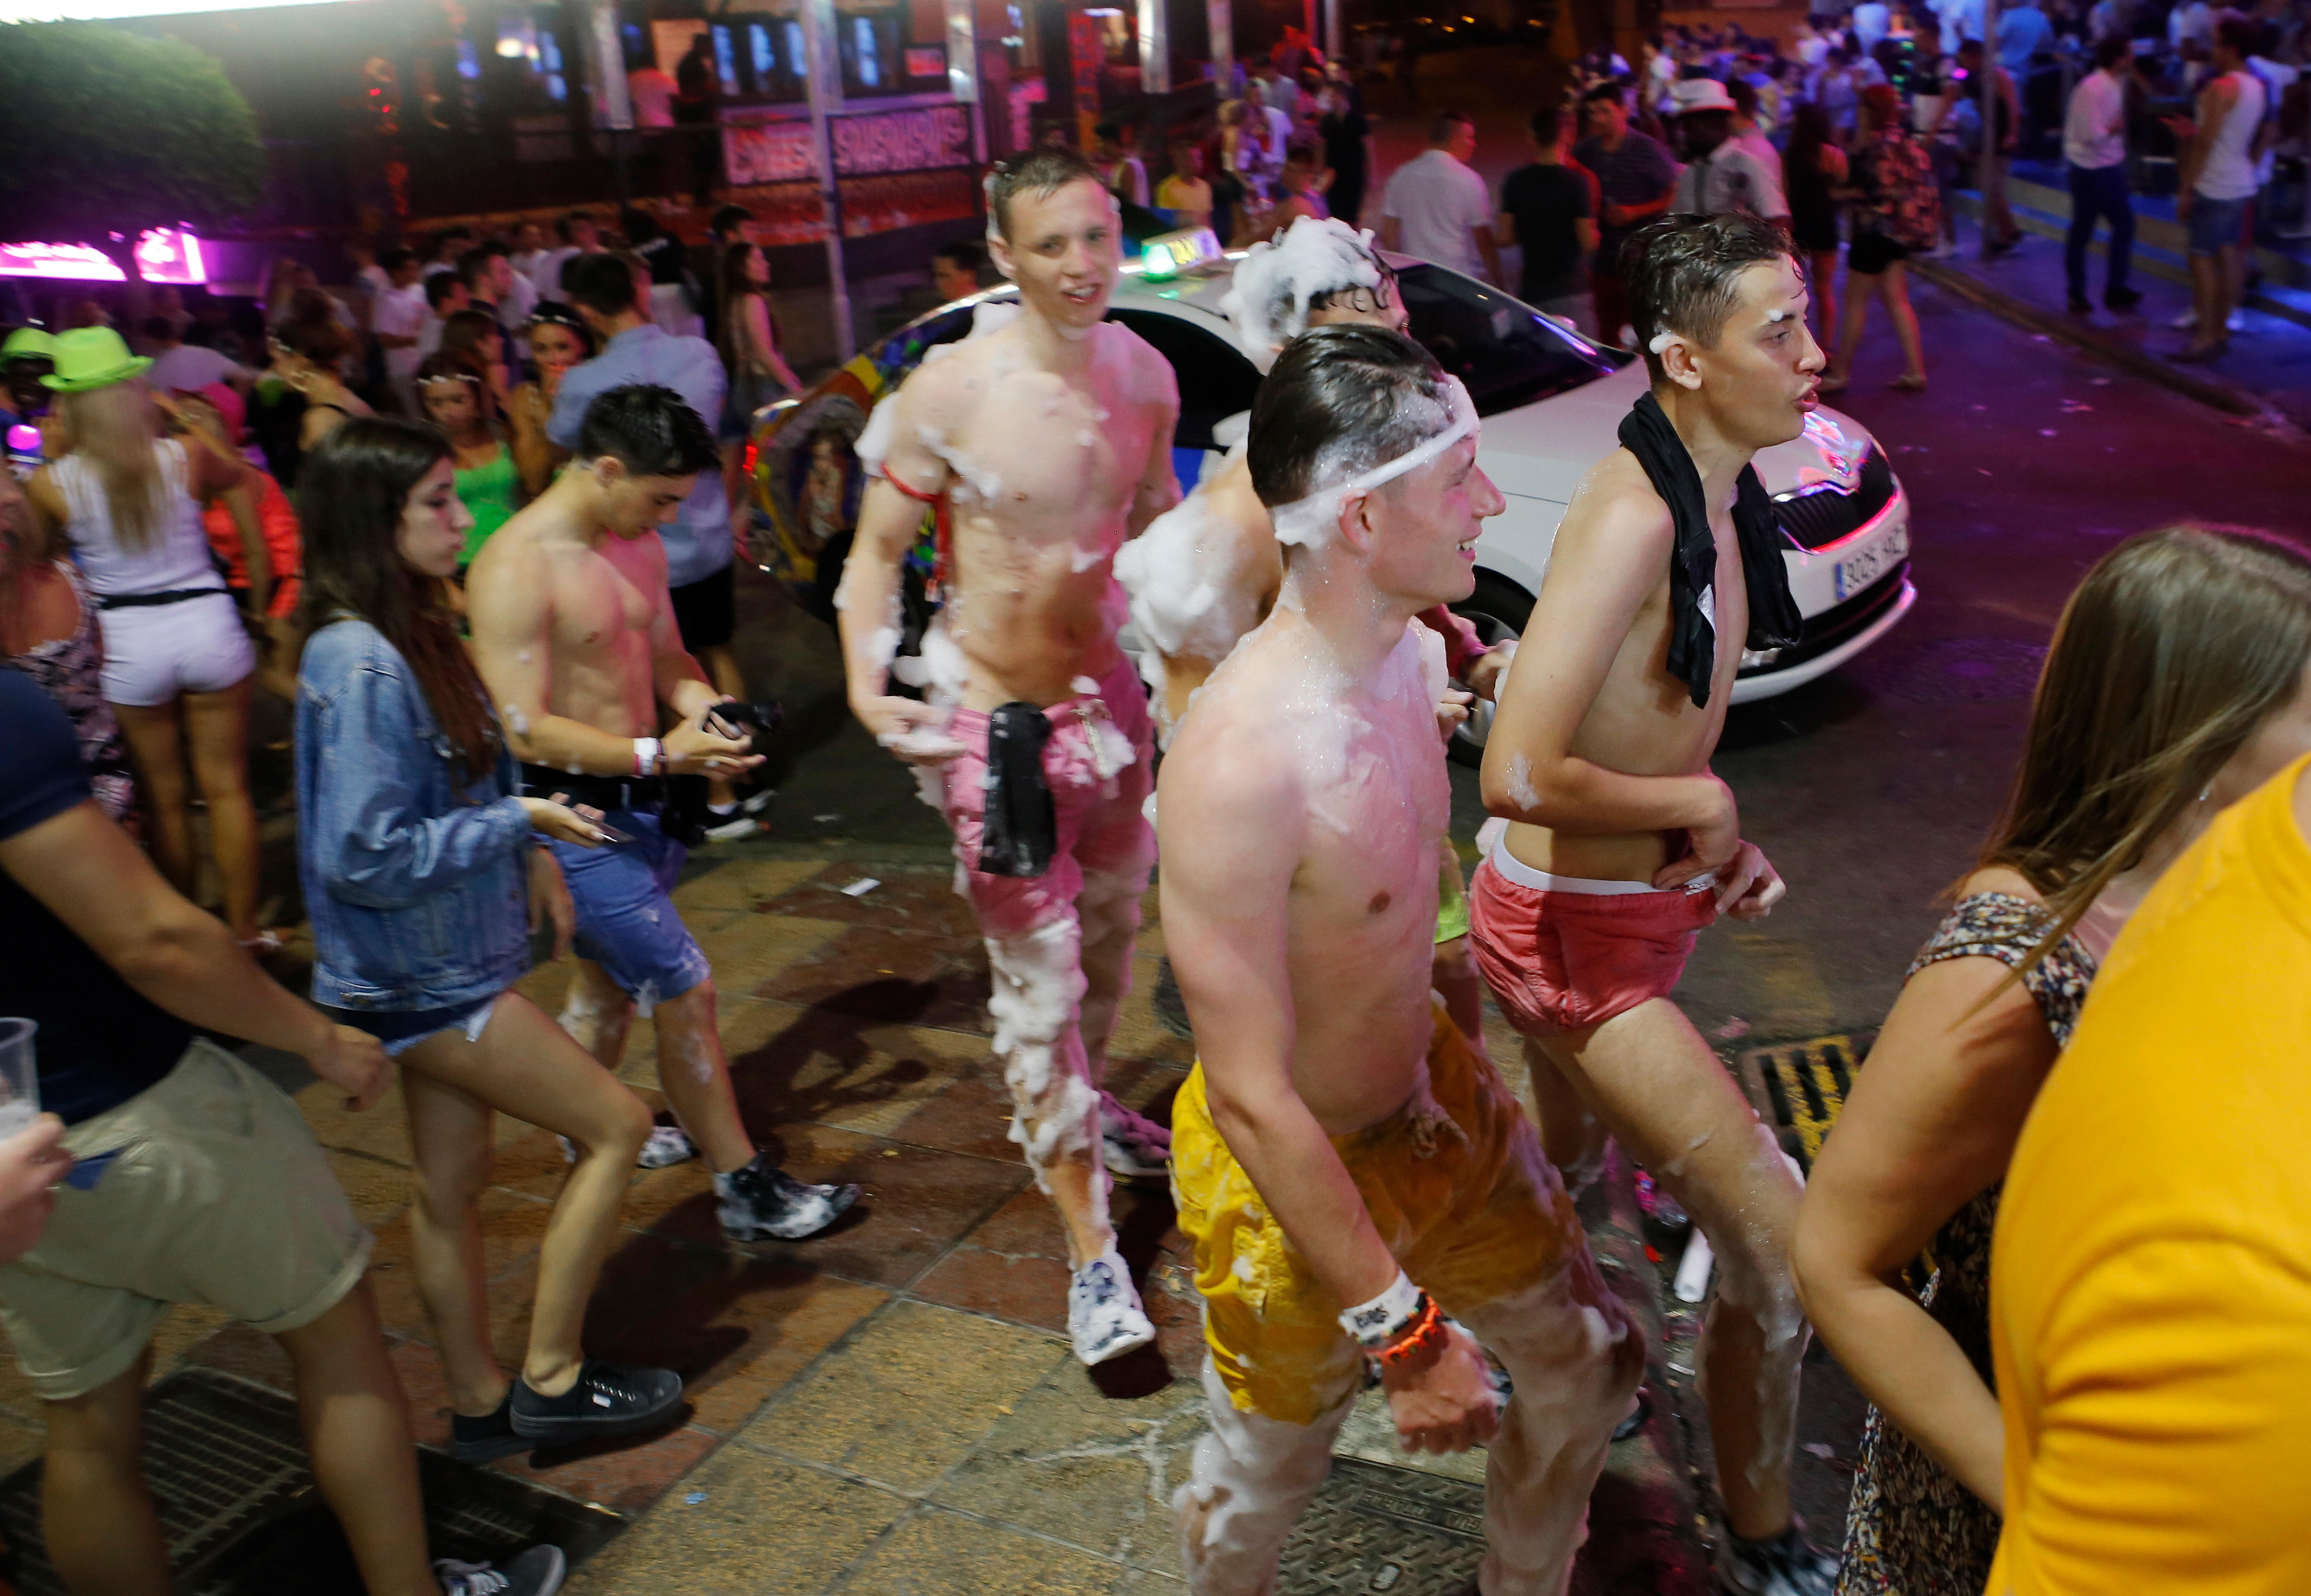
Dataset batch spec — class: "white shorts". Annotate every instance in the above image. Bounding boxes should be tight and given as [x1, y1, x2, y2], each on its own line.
[97, 590, 255, 707]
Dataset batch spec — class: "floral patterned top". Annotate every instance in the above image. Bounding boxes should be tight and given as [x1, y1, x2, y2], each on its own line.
[9, 561, 136, 824]
[1835, 891, 2096, 1596]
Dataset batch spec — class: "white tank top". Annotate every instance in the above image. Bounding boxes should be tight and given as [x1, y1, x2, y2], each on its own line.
[2195, 70, 2267, 202]
[52, 439, 223, 600]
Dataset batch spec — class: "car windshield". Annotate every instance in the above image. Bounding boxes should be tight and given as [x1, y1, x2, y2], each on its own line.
[1395, 263, 1628, 417]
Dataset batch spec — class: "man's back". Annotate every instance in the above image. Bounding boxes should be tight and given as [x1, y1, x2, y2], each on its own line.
[1500, 161, 1596, 302]
[546, 327, 731, 588]
[1383, 149, 1489, 276]
[1990, 756, 2311, 1595]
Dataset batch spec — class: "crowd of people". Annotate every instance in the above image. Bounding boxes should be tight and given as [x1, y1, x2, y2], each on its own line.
[0, 34, 2307, 1596]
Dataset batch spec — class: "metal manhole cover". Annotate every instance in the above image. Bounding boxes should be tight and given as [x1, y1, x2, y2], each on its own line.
[0, 1369, 620, 1595]
[1280, 1457, 1483, 1594]
[1847, 637, 2047, 703]
[1741, 1031, 1876, 1172]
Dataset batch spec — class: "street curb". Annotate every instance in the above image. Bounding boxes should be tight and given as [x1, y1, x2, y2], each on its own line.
[1909, 255, 2297, 430]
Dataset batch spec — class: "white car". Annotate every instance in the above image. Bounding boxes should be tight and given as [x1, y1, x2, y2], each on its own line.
[747, 246, 1914, 760]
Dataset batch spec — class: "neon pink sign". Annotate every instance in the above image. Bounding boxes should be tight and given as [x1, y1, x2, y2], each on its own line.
[0, 230, 207, 285]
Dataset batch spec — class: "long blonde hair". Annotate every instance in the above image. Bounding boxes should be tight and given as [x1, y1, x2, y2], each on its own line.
[56, 381, 169, 554]
[1984, 524, 2311, 964]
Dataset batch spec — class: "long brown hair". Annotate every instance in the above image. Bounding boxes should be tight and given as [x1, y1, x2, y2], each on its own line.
[55, 381, 169, 553]
[295, 418, 502, 783]
[1983, 525, 2311, 962]
[719, 240, 780, 369]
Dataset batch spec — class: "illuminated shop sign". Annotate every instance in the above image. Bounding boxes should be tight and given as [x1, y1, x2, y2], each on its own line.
[0, 230, 207, 285]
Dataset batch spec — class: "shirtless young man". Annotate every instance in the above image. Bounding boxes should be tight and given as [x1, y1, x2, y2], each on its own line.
[1469, 212, 1834, 1595]
[1161, 324, 1643, 1596]
[470, 383, 859, 1244]
[834, 147, 1181, 1365]
[1115, 216, 1513, 1038]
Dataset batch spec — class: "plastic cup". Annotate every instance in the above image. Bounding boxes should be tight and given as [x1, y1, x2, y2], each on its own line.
[0, 1020, 38, 1139]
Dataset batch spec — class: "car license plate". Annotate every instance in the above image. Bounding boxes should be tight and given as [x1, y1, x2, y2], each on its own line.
[1834, 521, 1909, 602]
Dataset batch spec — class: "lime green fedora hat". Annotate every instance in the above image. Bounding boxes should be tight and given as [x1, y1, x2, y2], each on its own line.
[40, 326, 152, 392]
[1, 326, 58, 366]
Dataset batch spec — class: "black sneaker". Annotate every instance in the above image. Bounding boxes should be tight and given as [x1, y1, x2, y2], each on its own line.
[1716, 1525, 1837, 1596]
[508, 1361, 684, 1443]
[450, 1390, 532, 1464]
[2105, 285, 2143, 311]
[2067, 292, 2092, 314]
[436, 1546, 566, 1596]
[713, 1154, 860, 1241]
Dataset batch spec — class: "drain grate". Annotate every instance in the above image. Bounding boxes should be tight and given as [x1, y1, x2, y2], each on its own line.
[1743, 1031, 1876, 1171]
[1280, 1457, 1484, 1594]
[0, 1369, 620, 1595]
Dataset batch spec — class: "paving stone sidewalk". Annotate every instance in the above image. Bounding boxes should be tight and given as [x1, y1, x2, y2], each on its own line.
[0, 827, 1821, 1593]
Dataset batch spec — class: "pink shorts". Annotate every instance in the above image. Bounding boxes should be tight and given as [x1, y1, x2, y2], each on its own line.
[1467, 849, 1716, 1038]
[938, 656, 1156, 940]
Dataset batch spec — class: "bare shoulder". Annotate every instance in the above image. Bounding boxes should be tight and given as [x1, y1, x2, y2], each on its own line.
[1162, 675, 1306, 821]
[1555, 448, 1674, 561]
[1106, 321, 1180, 408]
[1956, 865, 2044, 907]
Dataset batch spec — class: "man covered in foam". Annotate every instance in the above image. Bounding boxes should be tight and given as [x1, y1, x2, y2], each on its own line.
[1467, 212, 1834, 1594]
[1159, 325, 1642, 1596]
[1113, 215, 1514, 1038]
[833, 147, 1182, 1369]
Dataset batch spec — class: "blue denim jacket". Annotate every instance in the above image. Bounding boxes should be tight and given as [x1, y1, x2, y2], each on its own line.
[296, 618, 533, 1011]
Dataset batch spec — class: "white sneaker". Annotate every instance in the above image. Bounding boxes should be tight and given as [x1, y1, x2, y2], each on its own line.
[1068, 1251, 1156, 1365]
[1099, 1090, 1172, 1179]
[2172, 306, 2200, 329]
[702, 811, 762, 842]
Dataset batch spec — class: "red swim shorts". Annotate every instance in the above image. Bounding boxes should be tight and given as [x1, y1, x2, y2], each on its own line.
[1466, 854, 1717, 1038]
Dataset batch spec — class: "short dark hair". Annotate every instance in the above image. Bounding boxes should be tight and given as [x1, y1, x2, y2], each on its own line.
[1580, 82, 1625, 108]
[985, 145, 1106, 240]
[618, 205, 661, 245]
[1429, 111, 1473, 144]
[555, 208, 594, 242]
[1728, 76, 1758, 117]
[562, 252, 641, 319]
[2214, 11, 2261, 55]
[1248, 324, 1453, 511]
[1529, 105, 1565, 145]
[424, 272, 468, 312]
[710, 203, 754, 237]
[1623, 211, 1792, 384]
[576, 384, 722, 480]
[456, 251, 499, 295]
[933, 239, 986, 274]
[377, 245, 415, 273]
[142, 315, 177, 343]
[1093, 121, 1121, 142]
[2094, 32, 2133, 69]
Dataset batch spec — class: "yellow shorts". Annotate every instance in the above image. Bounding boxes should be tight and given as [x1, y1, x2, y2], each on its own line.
[1172, 1000, 1582, 1425]
[1435, 849, 1471, 946]
[0, 1040, 373, 1401]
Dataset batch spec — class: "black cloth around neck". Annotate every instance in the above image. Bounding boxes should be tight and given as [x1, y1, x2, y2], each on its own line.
[1616, 389, 1802, 708]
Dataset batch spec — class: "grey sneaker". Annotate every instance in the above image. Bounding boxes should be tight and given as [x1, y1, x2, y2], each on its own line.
[559, 1124, 698, 1169]
[714, 1154, 860, 1241]
[436, 1546, 566, 1596]
[1068, 1251, 1156, 1365]
[1717, 1525, 1837, 1596]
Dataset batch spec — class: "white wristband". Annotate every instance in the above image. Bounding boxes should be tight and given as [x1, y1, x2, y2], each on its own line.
[1338, 1271, 1424, 1348]
[633, 737, 661, 778]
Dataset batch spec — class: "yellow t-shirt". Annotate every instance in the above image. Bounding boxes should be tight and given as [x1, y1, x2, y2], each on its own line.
[1989, 753, 2311, 1596]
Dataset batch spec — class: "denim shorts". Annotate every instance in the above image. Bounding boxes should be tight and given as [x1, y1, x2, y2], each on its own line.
[2187, 194, 2249, 256]
[322, 992, 501, 1056]
[549, 807, 711, 1014]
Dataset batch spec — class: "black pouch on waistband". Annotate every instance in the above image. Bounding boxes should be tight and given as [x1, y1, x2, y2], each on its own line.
[977, 702, 1056, 878]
